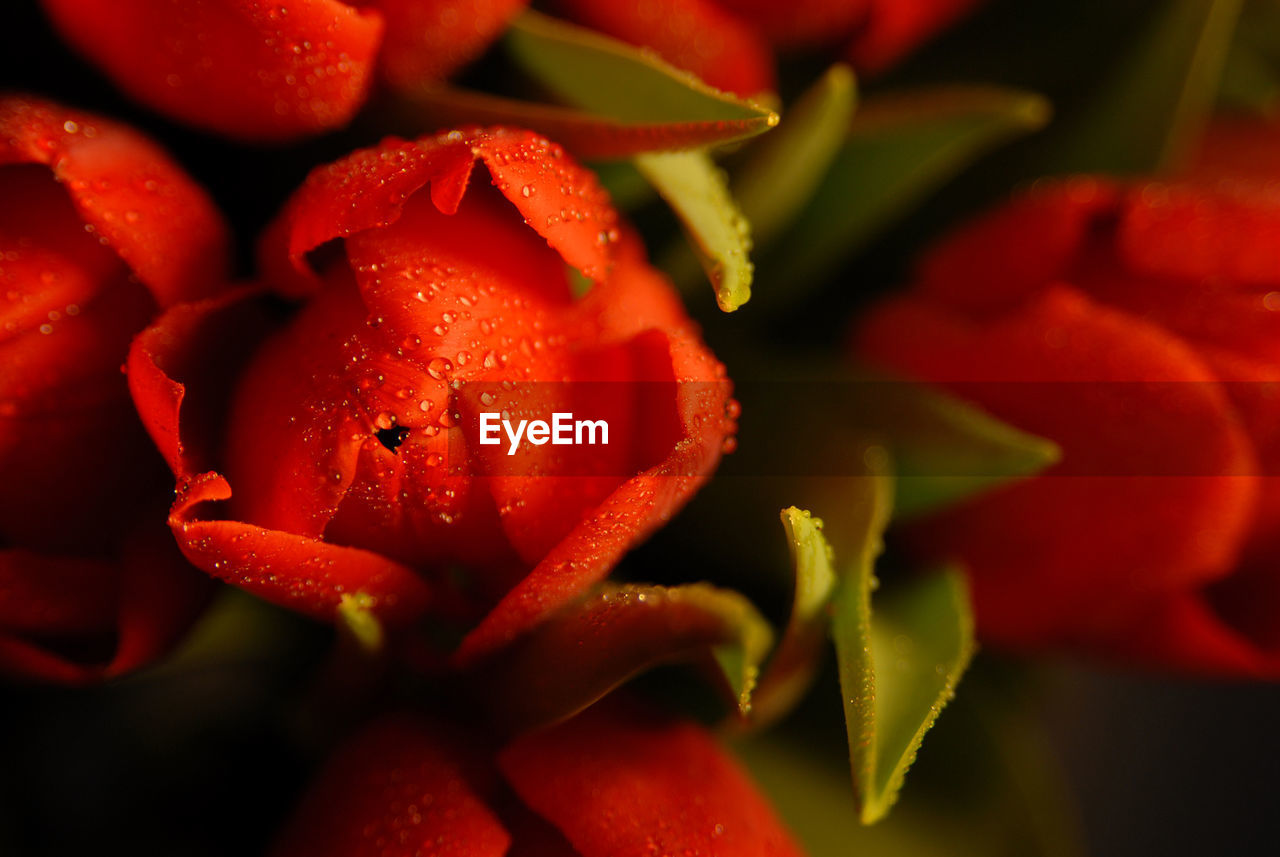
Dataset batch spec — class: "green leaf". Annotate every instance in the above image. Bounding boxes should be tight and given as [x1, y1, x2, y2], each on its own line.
[823, 466, 977, 824]
[756, 86, 1049, 301]
[406, 84, 782, 159]
[850, 568, 976, 823]
[733, 665, 1084, 857]
[1043, 0, 1242, 173]
[635, 150, 754, 311]
[470, 582, 773, 733]
[505, 10, 778, 131]
[849, 377, 1061, 519]
[741, 507, 840, 729]
[734, 64, 858, 249]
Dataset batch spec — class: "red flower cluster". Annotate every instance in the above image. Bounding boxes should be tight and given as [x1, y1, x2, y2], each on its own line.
[129, 127, 735, 662]
[0, 95, 227, 681]
[40, 0, 528, 140]
[272, 702, 803, 857]
[555, 0, 985, 97]
[856, 126, 1280, 676]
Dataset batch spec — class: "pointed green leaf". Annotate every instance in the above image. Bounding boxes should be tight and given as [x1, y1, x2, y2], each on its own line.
[635, 150, 754, 311]
[406, 84, 783, 159]
[734, 665, 1084, 857]
[850, 377, 1061, 518]
[848, 568, 976, 823]
[741, 507, 840, 729]
[505, 11, 778, 131]
[735, 64, 858, 249]
[756, 86, 1049, 301]
[470, 582, 773, 734]
[821, 465, 976, 824]
[1044, 0, 1242, 173]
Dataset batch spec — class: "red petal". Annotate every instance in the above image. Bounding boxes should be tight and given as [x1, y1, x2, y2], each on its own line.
[0, 523, 206, 684]
[0, 270, 159, 551]
[1112, 182, 1280, 289]
[40, 0, 381, 142]
[1081, 588, 1280, 678]
[0, 164, 128, 340]
[127, 289, 435, 627]
[847, 0, 984, 73]
[499, 700, 804, 857]
[262, 128, 616, 295]
[914, 177, 1118, 315]
[371, 0, 528, 88]
[169, 471, 433, 626]
[856, 286, 1257, 646]
[126, 287, 266, 479]
[552, 0, 776, 97]
[455, 236, 732, 663]
[0, 95, 229, 302]
[222, 278, 375, 540]
[271, 714, 510, 857]
[0, 551, 118, 635]
[1189, 115, 1280, 182]
[340, 185, 575, 568]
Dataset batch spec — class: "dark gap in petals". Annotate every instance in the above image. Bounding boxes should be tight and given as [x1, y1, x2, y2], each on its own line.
[303, 237, 349, 280]
[374, 425, 411, 453]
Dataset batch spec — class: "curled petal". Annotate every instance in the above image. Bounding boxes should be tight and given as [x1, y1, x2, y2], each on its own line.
[262, 127, 617, 294]
[499, 700, 804, 857]
[40, 0, 382, 142]
[0, 94, 228, 301]
[169, 471, 433, 626]
[126, 287, 267, 479]
[272, 714, 510, 857]
[128, 289, 434, 627]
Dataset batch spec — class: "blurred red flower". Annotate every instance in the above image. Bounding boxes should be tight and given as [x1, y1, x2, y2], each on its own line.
[272, 700, 803, 857]
[553, 0, 983, 97]
[128, 127, 734, 664]
[855, 135, 1280, 676]
[39, 0, 528, 141]
[0, 95, 228, 681]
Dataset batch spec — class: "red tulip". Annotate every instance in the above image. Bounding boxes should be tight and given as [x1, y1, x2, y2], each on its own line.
[40, 0, 528, 142]
[272, 700, 804, 857]
[0, 95, 229, 681]
[855, 159, 1280, 677]
[128, 127, 735, 663]
[553, 0, 983, 98]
